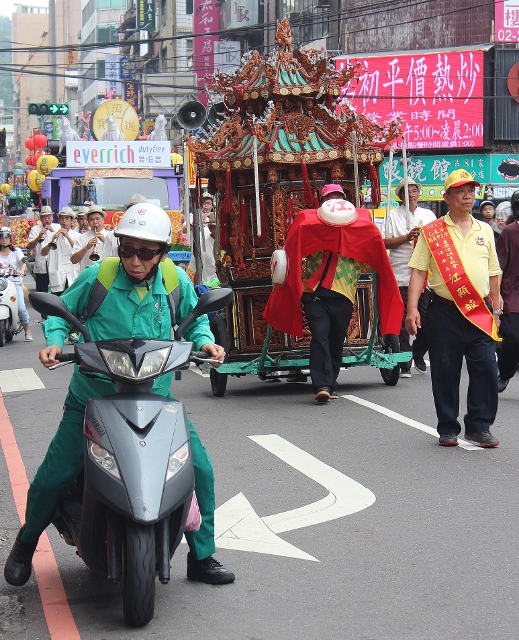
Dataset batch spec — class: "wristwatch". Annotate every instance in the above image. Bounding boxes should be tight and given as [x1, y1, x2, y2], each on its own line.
[493, 309, 503, 316]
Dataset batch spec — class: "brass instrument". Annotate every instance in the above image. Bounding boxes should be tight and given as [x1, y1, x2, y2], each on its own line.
[89, 229, 101, 261]
[89, 243, 100, 261]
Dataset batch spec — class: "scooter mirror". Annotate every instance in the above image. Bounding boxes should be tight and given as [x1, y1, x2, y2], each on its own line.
[175, 287, 233, 339]
[28, 292, 91, 341]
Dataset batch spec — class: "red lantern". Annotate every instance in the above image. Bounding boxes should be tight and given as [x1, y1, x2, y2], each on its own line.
[24, 138, 35, 151]
[26, 155, 36, 166]
[33, 151, 43, 163]
[33, 134, 48, 150]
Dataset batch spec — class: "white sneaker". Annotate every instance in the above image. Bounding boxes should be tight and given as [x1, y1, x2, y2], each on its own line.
[24, 334, 33, 342]
[399, 370, 411, 378]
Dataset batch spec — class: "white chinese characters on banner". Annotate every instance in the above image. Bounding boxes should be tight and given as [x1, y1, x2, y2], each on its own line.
[337, 49, 485, 150]
[105, 55, 121, 98]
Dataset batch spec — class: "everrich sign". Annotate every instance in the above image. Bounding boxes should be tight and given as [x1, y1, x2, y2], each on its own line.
[66, 141, 172, 168]
[336, 49, 485, 150]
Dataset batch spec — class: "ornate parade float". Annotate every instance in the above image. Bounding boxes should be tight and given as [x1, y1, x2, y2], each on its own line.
[186, 19, 407, 395]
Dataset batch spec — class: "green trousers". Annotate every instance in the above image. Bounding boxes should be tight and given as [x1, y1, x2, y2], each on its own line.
[22, 392, 216, 561]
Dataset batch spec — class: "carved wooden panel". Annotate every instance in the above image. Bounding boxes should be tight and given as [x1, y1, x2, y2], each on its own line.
[234, 287, 286, 352]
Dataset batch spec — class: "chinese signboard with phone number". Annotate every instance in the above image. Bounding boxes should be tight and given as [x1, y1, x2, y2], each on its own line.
[336, 49, 485, 150]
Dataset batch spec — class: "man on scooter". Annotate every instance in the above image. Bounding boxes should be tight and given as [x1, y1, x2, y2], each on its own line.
[4, 204, 235, 587]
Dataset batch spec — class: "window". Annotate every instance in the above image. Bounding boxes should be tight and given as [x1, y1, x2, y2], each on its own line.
[96, 24, 119, 44]
[97, 0, 126, 7]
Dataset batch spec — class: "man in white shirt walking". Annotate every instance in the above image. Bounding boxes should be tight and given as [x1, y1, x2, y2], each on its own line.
[27, 206, 60, 295]
[382, 179, 436, 377]
[41, 206, 80, 293]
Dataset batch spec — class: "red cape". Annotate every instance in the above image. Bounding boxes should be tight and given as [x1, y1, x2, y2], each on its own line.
[264, 207, 403, 337]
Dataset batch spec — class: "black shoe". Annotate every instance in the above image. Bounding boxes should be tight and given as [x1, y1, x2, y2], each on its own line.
[414, 358, 427, 374]
[187, 553, 235, 585]
[438, 434, 458, 447]
[498, 376, 509, 393]
[4, 526, 38, 586]
[314, 386, 331, 403]
[464, 431, 499, 448]
[399, 369, 412, 379]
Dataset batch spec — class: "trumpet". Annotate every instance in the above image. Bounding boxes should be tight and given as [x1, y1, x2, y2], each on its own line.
[89, 243, 100, 261]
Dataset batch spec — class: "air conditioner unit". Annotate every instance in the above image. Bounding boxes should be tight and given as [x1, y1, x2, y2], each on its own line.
[314, 0, 329, 6]
[288, 11, 301, 20]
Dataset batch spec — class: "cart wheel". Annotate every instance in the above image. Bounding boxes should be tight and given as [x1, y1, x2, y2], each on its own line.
[380, 334, 400, 386]
[209, 315, 229, 397]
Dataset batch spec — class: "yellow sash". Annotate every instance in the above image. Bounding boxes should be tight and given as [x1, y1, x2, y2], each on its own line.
[422, 218, 501, 341]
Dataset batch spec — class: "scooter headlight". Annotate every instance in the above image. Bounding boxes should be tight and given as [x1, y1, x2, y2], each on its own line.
[166, 443, 189, 481]
[0, 278, 8, 292]
[99, 346, 171, 380]
[99, 349, 136, 379]
[89, 442, 121, 479]
[137, 347, 171, 379]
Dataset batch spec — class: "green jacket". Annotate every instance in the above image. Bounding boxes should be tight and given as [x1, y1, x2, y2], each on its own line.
[44, 261, 215, 406]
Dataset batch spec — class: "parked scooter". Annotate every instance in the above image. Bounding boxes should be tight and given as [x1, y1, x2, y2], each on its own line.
[0, 268, 23, 346]
[28, 287, 233, 627]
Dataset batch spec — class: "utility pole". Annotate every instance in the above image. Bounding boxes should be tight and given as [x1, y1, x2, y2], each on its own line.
[49, 0, 57, 103]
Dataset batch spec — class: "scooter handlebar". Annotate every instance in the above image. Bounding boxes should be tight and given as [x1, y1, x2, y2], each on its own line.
[56, 352, 79, 363]
[190, 351, 223, 366]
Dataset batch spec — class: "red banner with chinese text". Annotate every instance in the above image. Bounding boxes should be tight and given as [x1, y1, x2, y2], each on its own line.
[193, 0, 219, 106]
[336, 49, 485, 150]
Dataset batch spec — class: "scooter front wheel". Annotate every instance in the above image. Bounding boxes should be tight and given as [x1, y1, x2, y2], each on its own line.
[121, 520, 156, 627]
[0, 319, 6, 347]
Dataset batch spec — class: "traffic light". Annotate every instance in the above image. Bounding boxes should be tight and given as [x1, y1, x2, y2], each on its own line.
[28, 103, 69, 115]
[28, 103, 50, 115]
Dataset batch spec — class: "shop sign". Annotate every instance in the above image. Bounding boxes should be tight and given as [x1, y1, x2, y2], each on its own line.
[336, 49, 485, 150]
[380, 153, 490, 187]
[494, 0, 519, 43]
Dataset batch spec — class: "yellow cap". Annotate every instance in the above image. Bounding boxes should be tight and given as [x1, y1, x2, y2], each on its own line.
[444, 169, 480, 191]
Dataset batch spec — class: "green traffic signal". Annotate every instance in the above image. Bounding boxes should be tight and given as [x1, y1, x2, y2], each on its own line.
[28, 103, 69, 116]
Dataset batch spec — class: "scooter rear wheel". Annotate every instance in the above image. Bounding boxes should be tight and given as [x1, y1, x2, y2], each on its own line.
[121, 521, 156, 627]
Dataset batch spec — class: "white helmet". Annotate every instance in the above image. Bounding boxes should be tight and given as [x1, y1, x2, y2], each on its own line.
[0, 226, 12, 238]
[115, 203, 172, 245]
[495, 201, 511, 219]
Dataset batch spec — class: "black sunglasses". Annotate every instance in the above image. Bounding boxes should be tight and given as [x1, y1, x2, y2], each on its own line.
[118, 245, 163, 260]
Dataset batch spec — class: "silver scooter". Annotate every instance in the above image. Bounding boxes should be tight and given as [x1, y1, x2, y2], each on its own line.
[0, 268, 23, 346]
[28, 288, 232, 627]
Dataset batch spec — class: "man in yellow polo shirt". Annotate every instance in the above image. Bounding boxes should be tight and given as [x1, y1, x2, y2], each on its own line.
[405, 169, 502, 448]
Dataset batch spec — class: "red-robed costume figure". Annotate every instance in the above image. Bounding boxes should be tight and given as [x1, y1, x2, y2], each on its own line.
[264, 205, 403, 337]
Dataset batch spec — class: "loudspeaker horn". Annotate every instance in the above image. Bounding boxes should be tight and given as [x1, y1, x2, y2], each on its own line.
[206, 101, 226, 127]
[174, 101, 207, 131]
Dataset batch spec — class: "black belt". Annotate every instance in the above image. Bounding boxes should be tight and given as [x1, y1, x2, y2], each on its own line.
[431, 293, 456, 307]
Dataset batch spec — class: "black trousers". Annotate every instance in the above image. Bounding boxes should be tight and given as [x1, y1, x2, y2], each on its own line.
[427, 297, 498, 436]
[498, 312, 519, 381]
[399, 286, 429, 370]
[34, 272, 49, 293]
[302, 293, 353, 393]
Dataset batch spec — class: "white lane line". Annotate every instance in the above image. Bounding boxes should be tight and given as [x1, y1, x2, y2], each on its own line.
[342, 395, 481, 451]
[0, 368, 45, 393]
[189, 363, 209, 378]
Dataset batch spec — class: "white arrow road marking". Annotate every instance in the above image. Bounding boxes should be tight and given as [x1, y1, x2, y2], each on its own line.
[249, 434, 376, 532]
[214, 492, 318, 561]
[0, 368, 45, 393]
[342, 395, 481, 451]
[208, 434, 375, 560]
